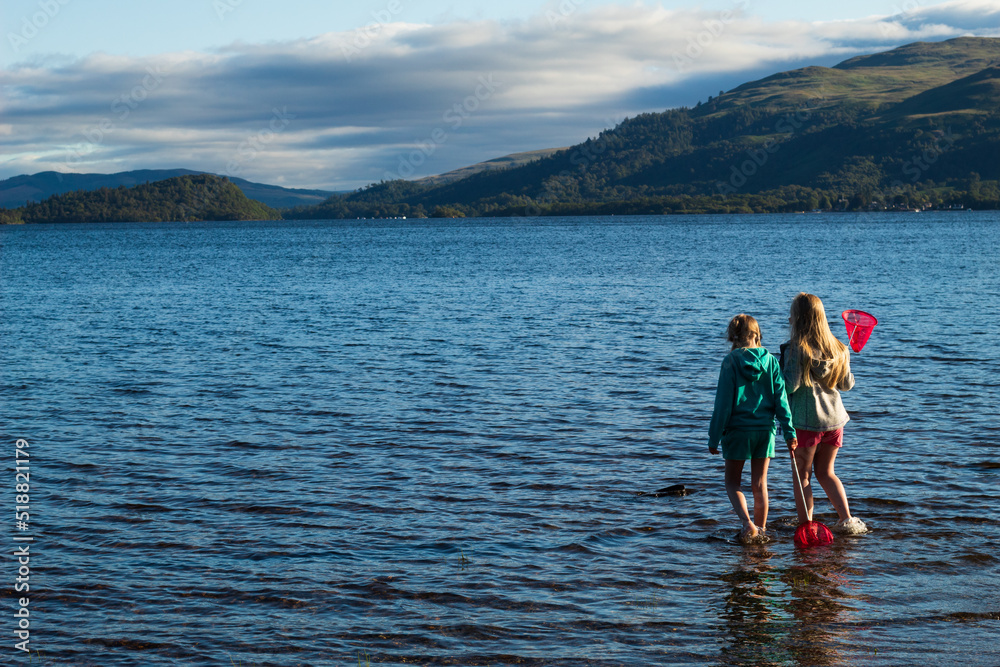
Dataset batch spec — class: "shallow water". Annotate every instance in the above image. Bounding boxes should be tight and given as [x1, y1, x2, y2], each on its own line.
[2, 213, 999, 666]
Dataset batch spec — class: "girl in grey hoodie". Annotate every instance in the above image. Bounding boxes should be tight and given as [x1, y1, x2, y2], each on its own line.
[782, 293, 867, 535]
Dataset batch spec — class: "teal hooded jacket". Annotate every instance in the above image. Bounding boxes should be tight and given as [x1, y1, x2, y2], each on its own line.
[708, 347, 795, 450]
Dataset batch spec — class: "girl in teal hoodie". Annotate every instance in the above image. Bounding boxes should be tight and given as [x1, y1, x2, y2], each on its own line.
[708, 314, 797, 543]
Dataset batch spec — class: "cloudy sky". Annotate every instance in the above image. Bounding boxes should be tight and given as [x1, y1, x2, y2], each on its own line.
[2, 0, 1000, 191]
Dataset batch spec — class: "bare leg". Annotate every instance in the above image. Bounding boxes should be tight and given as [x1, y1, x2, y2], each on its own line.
[750, 457, 770, 530]
[793, 445, 817, 524]
[724, 459, 757, 537]
[813, 444, 851, 521]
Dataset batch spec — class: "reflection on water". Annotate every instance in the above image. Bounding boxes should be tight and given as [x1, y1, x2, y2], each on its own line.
[719, 546, 789, 666]
[719, 543, 869, 667]
[783, 548, 857, 667]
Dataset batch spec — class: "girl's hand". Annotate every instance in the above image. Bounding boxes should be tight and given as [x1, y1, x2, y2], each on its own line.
[787, 438, 798, 452]
[709, 447, 719, 456]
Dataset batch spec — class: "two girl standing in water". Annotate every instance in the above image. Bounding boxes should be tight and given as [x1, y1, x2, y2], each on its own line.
[708, 293, 868, 542]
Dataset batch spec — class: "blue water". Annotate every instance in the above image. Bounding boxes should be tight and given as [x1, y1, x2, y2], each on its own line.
[2, 213, 999, 666]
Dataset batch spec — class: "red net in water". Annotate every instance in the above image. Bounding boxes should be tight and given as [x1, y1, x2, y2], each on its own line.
[842, 309, 878, 353]
[794, 521, 835, 549]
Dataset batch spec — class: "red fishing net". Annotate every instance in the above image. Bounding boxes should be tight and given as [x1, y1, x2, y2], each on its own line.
[790, 451, 835, 549]
[794, 521, 835, 549]
[842, 309, 878, 353]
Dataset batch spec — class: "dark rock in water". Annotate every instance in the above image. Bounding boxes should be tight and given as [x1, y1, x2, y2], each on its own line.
[636, 484, 692, 498]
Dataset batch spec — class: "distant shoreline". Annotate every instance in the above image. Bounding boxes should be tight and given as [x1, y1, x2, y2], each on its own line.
[3, 208, 987, 227]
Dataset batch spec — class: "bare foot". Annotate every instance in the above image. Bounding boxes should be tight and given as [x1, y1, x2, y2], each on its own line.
[739, 524, 759, 543]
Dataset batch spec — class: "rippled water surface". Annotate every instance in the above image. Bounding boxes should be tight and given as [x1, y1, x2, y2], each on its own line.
[3, 214, 999, 666]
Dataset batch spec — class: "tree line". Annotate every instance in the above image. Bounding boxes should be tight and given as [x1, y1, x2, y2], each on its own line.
[1, 175, 279, 224]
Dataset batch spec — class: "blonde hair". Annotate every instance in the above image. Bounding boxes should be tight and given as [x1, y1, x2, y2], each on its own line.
[789, 292, 849, 388]
[727, 314, 761, 350]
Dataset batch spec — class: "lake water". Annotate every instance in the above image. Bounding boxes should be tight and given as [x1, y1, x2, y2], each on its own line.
[2, 213, 999, 666]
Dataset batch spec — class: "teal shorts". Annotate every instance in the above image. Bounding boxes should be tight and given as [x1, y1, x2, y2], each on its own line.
[721, 430, 775, 460]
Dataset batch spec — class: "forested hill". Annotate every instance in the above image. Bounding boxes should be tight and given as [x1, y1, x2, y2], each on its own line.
[289, 36, 1000, 218]
[9, 175, 280, 223]
[0, 169, 335, 209]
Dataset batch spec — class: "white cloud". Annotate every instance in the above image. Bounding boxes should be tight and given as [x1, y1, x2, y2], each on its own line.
[2, 1, 1000, 190]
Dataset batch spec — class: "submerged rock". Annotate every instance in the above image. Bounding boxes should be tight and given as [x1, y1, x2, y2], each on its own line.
[636, 483, 693, 498]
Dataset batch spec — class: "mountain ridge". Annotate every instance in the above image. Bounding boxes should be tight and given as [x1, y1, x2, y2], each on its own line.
[284, 36, 1000, 218]
[416, 148, 570, 187]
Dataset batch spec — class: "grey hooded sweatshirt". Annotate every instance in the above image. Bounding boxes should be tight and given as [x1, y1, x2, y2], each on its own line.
[781, 341, 855, 432]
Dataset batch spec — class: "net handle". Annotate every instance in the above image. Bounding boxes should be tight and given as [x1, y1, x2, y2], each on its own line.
[790, 448, 812, 522]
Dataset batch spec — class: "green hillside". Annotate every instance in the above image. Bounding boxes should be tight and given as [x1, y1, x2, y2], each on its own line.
[883, 65, 1000, 118]
[718, 37, 1000, 113]
[10, 174, 280, 223]
[416, 147, 571, 187]
[288, 37, 1000, 218]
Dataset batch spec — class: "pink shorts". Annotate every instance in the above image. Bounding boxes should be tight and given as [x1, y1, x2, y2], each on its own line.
[795, 428, 843, 449]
